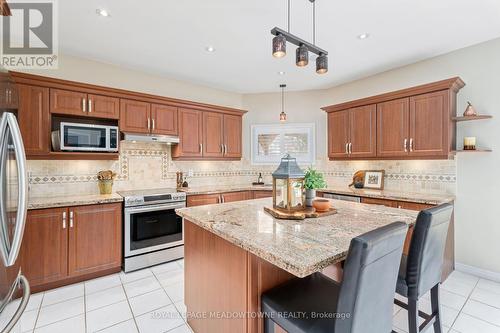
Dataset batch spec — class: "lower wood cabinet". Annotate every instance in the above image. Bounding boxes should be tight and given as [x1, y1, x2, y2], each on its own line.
[252, 190, 273, 199]
[187, 193, 221, 207]
[20, 203, 122, 291]
[221, 191, 250, 203]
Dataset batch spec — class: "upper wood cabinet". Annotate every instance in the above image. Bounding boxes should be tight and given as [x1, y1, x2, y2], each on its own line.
[17, 84, 50, 157]
[151, 103, 178, 135]
[173, 108, 244, 160]
[223, 114, 242, 158]
[120, 99, 151, 134]
[50, 89, 119, 119]
[327, 105, 376, 159]
[173, 108, 204, 158]
[323, 77, 464, 160]
[377, 98, 410, 157]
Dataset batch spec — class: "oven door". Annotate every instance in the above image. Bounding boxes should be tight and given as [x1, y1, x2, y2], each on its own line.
[60, 123, 110, 152]
[124, 202, 185, 257]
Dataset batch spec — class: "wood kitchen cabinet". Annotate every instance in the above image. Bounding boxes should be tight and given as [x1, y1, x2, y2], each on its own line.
[17, 84, 50, 157]
[51, 89, 119, 119]
[327, 105, 376, 159]
[173, 108, 244, 160]
[187, 193, 221, 207]
[221, 191, 250, 203]
[20, 208, 68, 287]
[252, 190, 273, 199]
[120, 99, 151, 134]
[68, 203, 122, 277]
[323, 78, 464, 160]
[173, 108, 204, 158]
[360, 197, 398, 208]
[151, 103, 178, 135]
[20, 203, 122, 292]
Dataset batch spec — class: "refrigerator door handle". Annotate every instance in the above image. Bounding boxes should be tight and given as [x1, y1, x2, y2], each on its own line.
[0, 114, 28, 267]
[0, 274, 30, 333]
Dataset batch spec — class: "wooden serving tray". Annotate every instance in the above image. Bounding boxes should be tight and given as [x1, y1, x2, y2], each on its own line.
[264, 206, 337, 220]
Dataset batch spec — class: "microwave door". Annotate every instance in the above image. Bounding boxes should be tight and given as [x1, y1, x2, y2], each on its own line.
[0, 113, 30, 332]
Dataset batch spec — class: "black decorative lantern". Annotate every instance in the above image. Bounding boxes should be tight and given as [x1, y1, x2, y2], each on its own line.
[296, 44, 309, 67]
[272, 154, 305, 212]
[316, 53, 328, 74]
[272, 34, 286, 58]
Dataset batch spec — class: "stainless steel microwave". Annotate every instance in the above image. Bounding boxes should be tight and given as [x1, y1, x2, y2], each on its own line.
[52, 122, 119, 152]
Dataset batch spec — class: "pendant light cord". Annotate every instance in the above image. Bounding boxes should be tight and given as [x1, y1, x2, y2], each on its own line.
[287, 0, 291, 33]
[313, 1, 316, 45]
[281, 86, 284, 113]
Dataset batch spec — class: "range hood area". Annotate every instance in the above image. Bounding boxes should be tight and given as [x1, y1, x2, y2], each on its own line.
[122, 133, 180, 144]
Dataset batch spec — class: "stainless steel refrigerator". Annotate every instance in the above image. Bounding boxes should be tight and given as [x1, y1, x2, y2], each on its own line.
[0, 70, 30, 333]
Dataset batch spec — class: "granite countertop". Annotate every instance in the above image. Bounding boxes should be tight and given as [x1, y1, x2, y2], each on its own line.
[28, 193, 123, 210]
[177, 184, 273, 195]
[176, 198, 418, 278]
[319, 187, 455, 205]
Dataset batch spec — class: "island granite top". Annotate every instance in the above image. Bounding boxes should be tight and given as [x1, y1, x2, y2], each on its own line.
[176, 198, 419, 278]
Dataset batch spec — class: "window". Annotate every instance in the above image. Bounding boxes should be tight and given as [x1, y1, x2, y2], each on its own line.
[251, 123, 315, 164]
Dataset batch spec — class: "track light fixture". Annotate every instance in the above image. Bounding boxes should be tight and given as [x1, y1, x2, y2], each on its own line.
[271, 0, 328, 74]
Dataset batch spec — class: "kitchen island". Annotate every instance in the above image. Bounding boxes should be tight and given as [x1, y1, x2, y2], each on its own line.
[176, 198, 419, 333]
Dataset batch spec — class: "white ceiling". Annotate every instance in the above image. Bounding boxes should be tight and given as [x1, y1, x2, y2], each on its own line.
[59, 0, 500, 93]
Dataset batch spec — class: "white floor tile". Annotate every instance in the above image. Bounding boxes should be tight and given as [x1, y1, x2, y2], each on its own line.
[392, 308, 424, 332]
[135, 304, 184, 333]
[476, 278, 500, 295]
[86, 285, 127, 311]
[168, 324, 192, 333]
[36, 296, 84, 327]
[418, 298, 460, 328]
[18, 309, 38, 333]
[120, 269, 153, 284]
[123, 276, 162, 298]
[150, 261, 180, 275]
[42, 283, 84, 307]
[26, 292, 44, 311]
[174, 301, 187, 322]
[34, 314, 85, 333]
[97, 319, 138, 333]
[423, 289, 467, 311]
[442, 277, 477, 297]
[85, 274, 122, 295]
[129, 289, 171, 317]
[448, 271, 480, 286]
[156, 269, 184, 287]
[86, 300, 133, 333]
[453, 313, 500, 333]
[461, 299, 500, 327]
[164, 281, 184, 303]
[470, 287, 500, 309]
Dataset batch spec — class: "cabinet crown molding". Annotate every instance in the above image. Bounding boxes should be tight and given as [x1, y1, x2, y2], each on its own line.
[322, 77, 465, 113]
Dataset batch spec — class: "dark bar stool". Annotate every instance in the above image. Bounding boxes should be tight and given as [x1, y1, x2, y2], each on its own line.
[261, 222, 408, 333]
[394, 203, 454, 333]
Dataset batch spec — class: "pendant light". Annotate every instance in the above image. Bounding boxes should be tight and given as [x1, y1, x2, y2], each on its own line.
[271, 0, 328, 74]
[279, 84, 287, 122]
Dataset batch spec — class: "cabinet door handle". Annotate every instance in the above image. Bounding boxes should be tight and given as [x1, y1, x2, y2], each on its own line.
[345, 143, 349, 154]
[404, 139, 408, 153]
[221, 144, 224, 154]
[224, 144, 228, 155]
[62, 212, 67, 229]
[82, 98, 86, 112]
[152, 118, 155, 131]
[69, 211, 74, 228]
[88, 99, 92, 113]
[221, 195, 225, 203]
[349, 143, 352, 154]
[409, 138, 413, 152]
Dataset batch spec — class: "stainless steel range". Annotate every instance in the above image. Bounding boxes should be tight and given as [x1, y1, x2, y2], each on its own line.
[119, 188, 186, 272]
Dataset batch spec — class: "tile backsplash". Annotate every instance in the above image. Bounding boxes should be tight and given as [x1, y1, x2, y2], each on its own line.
[27, 142, 456, 198]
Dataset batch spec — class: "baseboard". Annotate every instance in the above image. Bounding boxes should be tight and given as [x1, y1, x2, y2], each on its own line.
[455, 262, 500, 282]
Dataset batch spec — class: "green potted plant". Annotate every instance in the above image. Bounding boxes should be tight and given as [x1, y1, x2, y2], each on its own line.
[304, 167, 327, 207]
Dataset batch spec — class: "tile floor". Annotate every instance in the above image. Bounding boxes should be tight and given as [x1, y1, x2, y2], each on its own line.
[1, 260, 500, 333]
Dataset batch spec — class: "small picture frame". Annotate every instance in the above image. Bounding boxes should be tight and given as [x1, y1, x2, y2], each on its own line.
[363, 170, 385, 190]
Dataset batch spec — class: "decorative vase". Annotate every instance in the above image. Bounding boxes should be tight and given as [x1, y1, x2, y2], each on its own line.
[305, 189, 316, 207]
[463, 102, 478, 117]
[98, 180, 113, 195]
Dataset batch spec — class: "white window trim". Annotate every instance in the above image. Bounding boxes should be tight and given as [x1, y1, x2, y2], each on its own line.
[251, 123, 316, 165]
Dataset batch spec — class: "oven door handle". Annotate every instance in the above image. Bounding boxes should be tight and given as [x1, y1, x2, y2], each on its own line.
[125, 202, 186, 214]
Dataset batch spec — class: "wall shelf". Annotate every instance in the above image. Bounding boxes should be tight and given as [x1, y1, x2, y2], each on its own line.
[452, 115, 492, 122]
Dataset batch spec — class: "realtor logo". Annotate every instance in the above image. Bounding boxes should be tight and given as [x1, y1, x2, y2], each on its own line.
[1, 0, 58, 69]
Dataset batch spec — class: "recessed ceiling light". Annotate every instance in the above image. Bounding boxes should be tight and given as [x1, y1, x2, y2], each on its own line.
[278, 71, 285, 75]
[205, 46, 215, 53]
[96, 9, 110, 17]
[357, 33, 370, 40]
